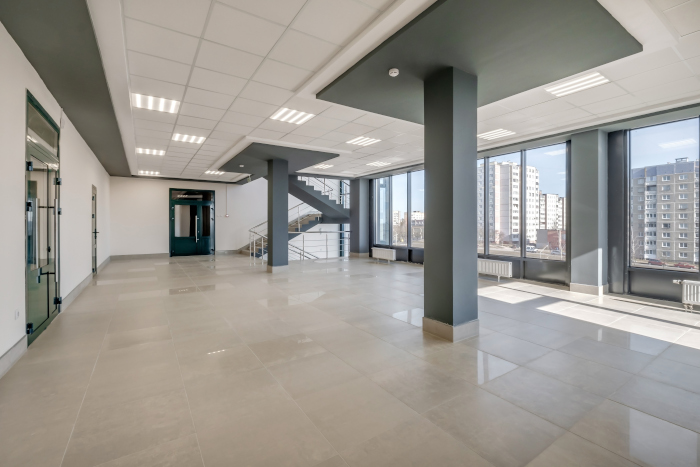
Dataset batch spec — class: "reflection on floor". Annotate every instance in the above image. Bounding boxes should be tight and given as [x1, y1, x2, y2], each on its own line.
[2, 255, 700, 467]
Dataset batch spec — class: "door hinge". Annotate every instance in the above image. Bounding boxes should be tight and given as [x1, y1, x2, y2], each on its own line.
[26, 161, 33, 171]
[54, 178, 62, 185]
[26, 323, 34, 335]
[54, 296, 62, 305]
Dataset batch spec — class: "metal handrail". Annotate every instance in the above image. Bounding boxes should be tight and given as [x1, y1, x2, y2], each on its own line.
[248, 229, 351, 264]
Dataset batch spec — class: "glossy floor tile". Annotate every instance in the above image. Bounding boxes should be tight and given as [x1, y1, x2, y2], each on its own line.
[2, 255, 699, 467]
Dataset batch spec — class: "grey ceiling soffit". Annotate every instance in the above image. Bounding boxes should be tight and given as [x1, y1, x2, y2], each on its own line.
[318, 0, 642, 124]
[0, 0, 130, 176]
[220, 143, 339, 179]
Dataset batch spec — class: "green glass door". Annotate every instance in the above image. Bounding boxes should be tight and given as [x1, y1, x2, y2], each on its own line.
[25, 95, 61, 343]
[170, 193, 214, 257]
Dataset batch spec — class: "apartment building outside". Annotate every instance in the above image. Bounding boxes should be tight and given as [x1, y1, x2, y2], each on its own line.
[630, 157, 699, 267]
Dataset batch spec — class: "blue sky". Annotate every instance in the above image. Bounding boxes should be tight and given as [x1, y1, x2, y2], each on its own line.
[630, 118, 699, 169]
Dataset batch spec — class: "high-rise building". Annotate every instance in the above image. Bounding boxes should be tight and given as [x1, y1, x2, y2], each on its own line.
[630, 158, 699, 264]
[539, 193, 565, 230]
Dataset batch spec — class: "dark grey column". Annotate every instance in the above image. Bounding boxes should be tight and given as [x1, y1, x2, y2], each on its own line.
[608, 130, 626, 294]
[350, 178, 369, 257]
[267, 159, 288, 273]
[571, 130, 608, 295]
[423, 67, 479, 342]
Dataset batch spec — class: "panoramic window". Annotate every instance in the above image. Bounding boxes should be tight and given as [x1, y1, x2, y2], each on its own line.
[629, 118, 699, 270]
[488, 152, 521, 257]
[478, 159, 485, 254]
[524, 144, 567, 260]
[374, 177, 390, 245]
[392, 174, 408, 247]
[410, 171, 425, 249]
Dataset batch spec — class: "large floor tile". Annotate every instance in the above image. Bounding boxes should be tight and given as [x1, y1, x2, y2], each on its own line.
[640, 356, 700, 394]
[500, 323, 580, 349]
[102, 325, 172, 351]
[424, 385, 565, 467]
[422, 344, 518, 385]
[659, 342, 700, 368]
[330, 338, 417, 375]
[248, 333, 327, 367]
[482, 367, 604, 429]
[380, 327, 453, 358]
[558, 338, 655, 373]
[95, 434, 204, 467]
[462, 332, 552, 365]
[571, 400, 700, 467]
[527, 432, 638, 467]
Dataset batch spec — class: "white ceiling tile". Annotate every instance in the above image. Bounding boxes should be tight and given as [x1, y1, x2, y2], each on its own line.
[196, 150, 223, 156]
[195, 41, 264, 79]
[560, 83, 628, 107]
[222, 111, 266, 127]
[204, 3, 285, 56]
[135, 128, 172, 139]
[290, 126, 329, 138]
[291, 0, 378, 46]
[319, 105, 366, 121]
[633, 76, 700, 102]
[497, 89, 555, 111]
[268, 30, 340, 71]
[319, 131, 356, 143]
[173, 125, 211, 137]
[184, 87, 235, 109]
[652, 0, 688, 10]
[208, 132, 245, 143]
[127, 51, 191, 85]
[249, 128, 286, 140]
[230, 98, 279, 118]
[356, 0, 395, 10]
[130, 75, 186, 101]
[617, 61, 693, 92]
[529, 107, 593, 126]
[168, 147, 198, 155]
[239, 81, 294, 106]
[280, 134, 315, 145]
[123, 0, 211, 36]
[125, 19, 199, 64]
[388, 134, 422, 145]
[687, 56, 700, 74]
[600, 48, 681, 81]
[580, 94, 644, 115]
[176, 115, 218, 130]
[251, 60, 313, 90]
[335, 122, 376, 136]
[217, 0, 306, 26]
[365, 140, 399, 150]
[136, 136, 172, 146]
[676, 31, 700, 60]
[664, 0, 700, 35]
[518, 99, 575, 118]
[215, 122, 255, 135]
[188, 68, 247, 96]
[258, 119, 298, 133]
[308, 139, 341, 148]
[282, 97, 334, 115]
[477, 103, 515, 122]
[170, 140, 204, 149]
[351, 113, 395, 127]
[179, 103, 226, 120]
[133, 119, 174, 132]
[303, 115, 347, 131]
[363, 128, 400, 140]
[381, 120, 422, 133]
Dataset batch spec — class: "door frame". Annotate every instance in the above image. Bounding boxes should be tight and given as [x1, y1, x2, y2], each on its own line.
[92, 185, 97, 274]
[169, 188, 215, 257]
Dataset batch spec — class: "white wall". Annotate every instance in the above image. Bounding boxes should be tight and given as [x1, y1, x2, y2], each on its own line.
[110, 177, 301, 256]
[0, 23, 111, 357]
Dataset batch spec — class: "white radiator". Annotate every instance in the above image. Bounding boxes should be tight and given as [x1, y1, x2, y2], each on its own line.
[478, 258, 512, 281]
[372, 247, 396, 263]
[673, 280, 700, 313]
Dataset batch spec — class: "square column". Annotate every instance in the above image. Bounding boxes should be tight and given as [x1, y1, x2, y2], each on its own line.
[423, 67, 479, 342]
[570, 130, 608, 295]
[350, 178, 369, 257]
[267, 159, 288, 273]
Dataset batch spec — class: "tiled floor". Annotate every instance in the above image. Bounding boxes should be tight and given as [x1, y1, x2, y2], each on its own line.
[2, 255, 700, 467]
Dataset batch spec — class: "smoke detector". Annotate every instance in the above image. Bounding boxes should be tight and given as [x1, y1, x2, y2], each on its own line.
[388, 68, 399, 77]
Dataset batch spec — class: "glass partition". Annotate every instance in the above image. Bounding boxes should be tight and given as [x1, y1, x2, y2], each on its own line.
[525, 144, 567, 260]
[478, 159, 485, 254]
[488, 152, 521, 257]
[629, 118, 699, 271]
[392, 174, 408, 246]
[410, 171, 425, 248]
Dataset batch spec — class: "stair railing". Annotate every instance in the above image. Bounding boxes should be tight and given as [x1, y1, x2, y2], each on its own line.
[298, 176, 351, 208]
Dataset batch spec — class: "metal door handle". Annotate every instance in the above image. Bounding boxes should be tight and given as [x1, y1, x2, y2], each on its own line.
[195, 215, 198, 242]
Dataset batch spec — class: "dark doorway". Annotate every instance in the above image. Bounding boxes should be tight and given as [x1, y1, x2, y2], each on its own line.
[170, 189, 215, 256]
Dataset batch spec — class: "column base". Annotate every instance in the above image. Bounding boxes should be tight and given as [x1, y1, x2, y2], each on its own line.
[569, 283, 608, 296]
[422, 317, 479, 343]
[267, 265, 289, 274]
[349, 252, 369, 258]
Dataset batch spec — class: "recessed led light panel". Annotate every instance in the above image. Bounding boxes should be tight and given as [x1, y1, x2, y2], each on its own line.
[477, 129, 515, 140]
[347, 137, 381, 146]
[205, 170, 224, 175]
[136, 148, 165, 156]
[138, 170, 160, 175]
[545, 73, 609, 97]
[173, 134, 205, 144]
[367, 161, 391, 167]
[659, 139, 697, 149]
[313, 164, 333, 169]
[270, 108, 315, 125]
[131, 93, 180, 113]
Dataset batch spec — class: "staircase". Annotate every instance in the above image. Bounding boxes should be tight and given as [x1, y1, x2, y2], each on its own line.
[288, 176, 350, 223]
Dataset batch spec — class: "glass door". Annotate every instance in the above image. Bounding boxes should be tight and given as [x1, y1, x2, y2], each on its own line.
[92, 186, 97, 273]
[170, 190, 215, 257]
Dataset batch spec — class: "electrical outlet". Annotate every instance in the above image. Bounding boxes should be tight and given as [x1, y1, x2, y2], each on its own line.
[15, 309, 20, 320]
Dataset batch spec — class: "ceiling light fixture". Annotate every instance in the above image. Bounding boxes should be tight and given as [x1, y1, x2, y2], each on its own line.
[270, 108, 315, 125]
[367, 161, 391, 167]
[138, 170, 160, 175]
[205, 170, 224, 175]
[477, 129, 516, 140]
[347, 136, 381, 146]
[136, 148, 165, 156]
[659, 139, 697, 149]
[545, 72, 609, 97]
[313, 164, 333, 169]
[131, 93, 180, 113]
[173, 134, 205, 144]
